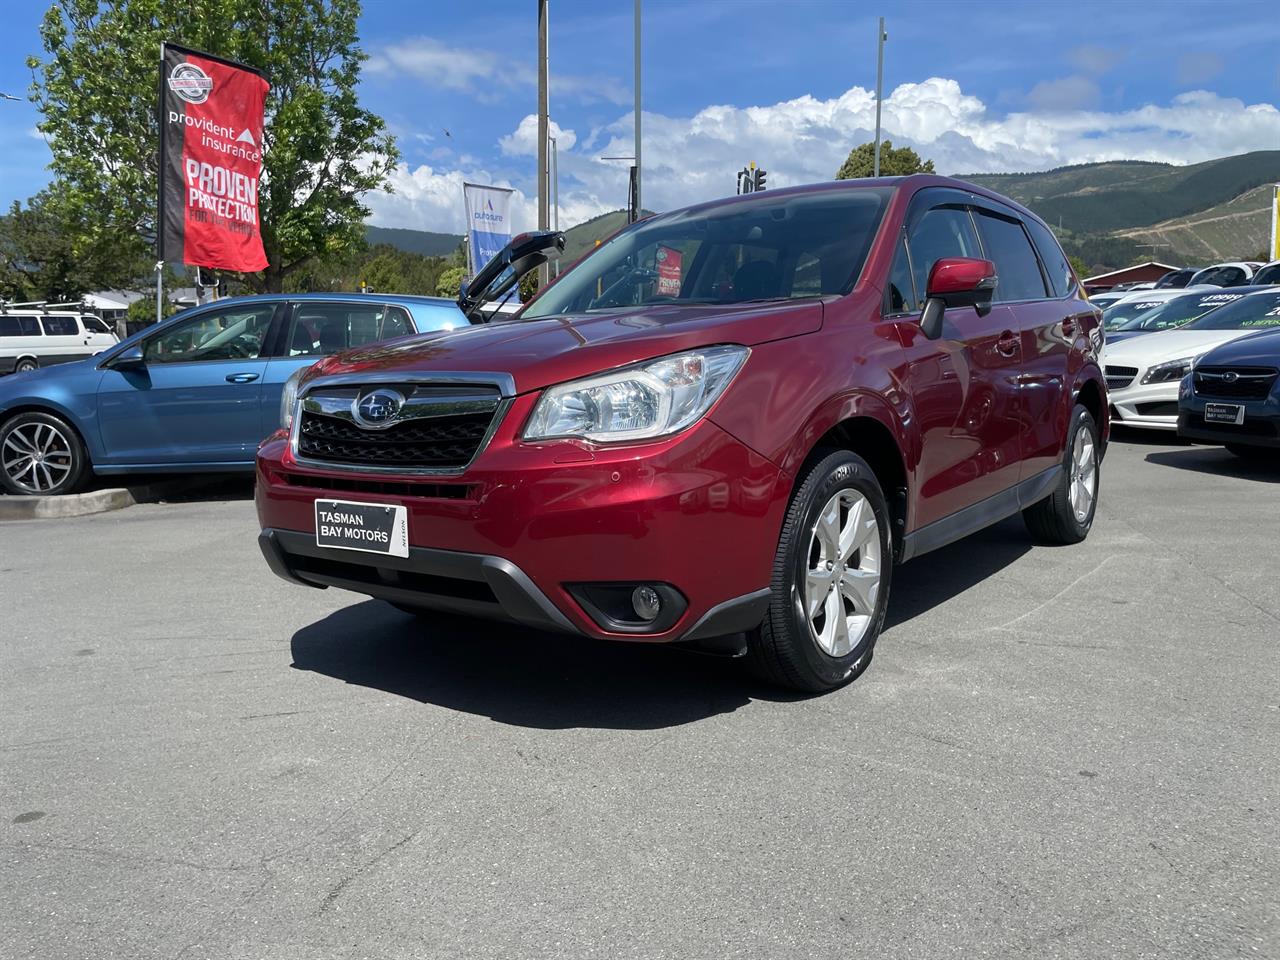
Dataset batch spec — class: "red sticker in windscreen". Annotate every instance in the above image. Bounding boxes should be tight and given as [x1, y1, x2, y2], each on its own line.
[656, 246, 683, 296]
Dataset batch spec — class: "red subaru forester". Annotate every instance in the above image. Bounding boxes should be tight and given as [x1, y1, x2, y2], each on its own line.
[257, 175, 1106, 692]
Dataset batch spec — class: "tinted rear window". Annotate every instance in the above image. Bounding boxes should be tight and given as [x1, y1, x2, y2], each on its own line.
[0, 315, 42, 337]
[41, 316, 80, 336]
[975, 211, 1048, 302]
[1024, 218, 1073, 297]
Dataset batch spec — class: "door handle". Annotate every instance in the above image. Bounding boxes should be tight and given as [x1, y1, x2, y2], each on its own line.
[996, 331, 1019, 357]
[225, 373, 260, 383]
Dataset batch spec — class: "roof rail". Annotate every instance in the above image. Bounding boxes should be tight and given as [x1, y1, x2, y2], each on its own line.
[0, 299, 88, 313]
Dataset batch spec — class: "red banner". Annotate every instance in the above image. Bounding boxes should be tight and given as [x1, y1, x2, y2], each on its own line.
[160, 44, 269, 273]
[656, 245, 683, 296]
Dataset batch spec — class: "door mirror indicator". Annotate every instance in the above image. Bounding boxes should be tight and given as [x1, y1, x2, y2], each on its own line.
[921, 257, 998, 339]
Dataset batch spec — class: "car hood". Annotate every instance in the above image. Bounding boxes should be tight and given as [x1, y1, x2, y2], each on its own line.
[303, 299, 825, 394]
[1195, 326, 1280, 367]
[0, 356, 95, 395]
[1102, 329, 1255, 369]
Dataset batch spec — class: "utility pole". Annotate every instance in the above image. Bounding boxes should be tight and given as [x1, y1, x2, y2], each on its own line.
[537, 0, 550, 287]
[873, 17, 886, 178]
[549, 134, 560, 275]
[634, 0, 642, 218]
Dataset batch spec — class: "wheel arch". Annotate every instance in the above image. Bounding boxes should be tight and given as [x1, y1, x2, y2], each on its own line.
[782, 396, 912, 562]
[1072, 371, 1108, 454]
[1, 402, 94, 459]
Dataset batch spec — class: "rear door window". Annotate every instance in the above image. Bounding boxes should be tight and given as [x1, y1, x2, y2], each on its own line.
[41, 316, 81, 336]
[974, 211, 1049, 302]
[283, 303, 413, 357]
[1024, 218, 1074, 297]
[906, 206, 982, 311]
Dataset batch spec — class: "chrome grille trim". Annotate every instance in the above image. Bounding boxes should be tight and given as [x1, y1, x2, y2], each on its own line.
[289, 371, 515, 476]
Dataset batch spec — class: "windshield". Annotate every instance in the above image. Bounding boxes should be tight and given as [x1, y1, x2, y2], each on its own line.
[1113, 291, 1247, 332]
[1189, 266, 1247, 287]
[521, 188, 892, 319]
[1183, 291, 1280, 330]
[1102, 297, 1168, 331]
[1253, 264, 1280, 286]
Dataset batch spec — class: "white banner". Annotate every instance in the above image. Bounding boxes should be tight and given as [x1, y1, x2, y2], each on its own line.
[1271, 183, 1279, 262]
[463, 182, 516, 277]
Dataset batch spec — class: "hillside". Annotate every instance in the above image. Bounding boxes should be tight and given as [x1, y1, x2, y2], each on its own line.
[560, 209, 654, 263]
[961, 150, 1280, 236]
[1115, 184, 1274, 263]
[365, 225, 462, 257]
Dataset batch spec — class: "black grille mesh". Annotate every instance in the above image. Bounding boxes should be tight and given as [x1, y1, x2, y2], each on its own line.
[1194, 367, 1278, 401]
[298, 409, 495, 469]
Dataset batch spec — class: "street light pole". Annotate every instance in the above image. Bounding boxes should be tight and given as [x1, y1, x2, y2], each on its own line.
[537, 0, 550, 287]
[873, 17, 886, 178]
[634, 0, 642, 217]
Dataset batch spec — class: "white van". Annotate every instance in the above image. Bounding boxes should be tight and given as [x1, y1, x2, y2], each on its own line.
[0, 310, 119, 375]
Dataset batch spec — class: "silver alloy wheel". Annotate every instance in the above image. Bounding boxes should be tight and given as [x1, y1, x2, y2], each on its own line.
[803, 488, 881, 658]
[2, 422, 75, 494]
[1068, 427, 1097, 523]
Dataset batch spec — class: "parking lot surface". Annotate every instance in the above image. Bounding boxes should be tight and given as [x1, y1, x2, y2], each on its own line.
[2, 433, 1277, 959]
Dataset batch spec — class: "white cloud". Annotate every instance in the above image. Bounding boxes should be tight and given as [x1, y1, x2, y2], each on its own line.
[365, 78, 1280, 237]
[499, 115, 577, 156]
[368, 36, 629, 106]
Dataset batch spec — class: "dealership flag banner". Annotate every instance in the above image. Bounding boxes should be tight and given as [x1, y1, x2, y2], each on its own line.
[159, 43, 270, 272]
[463, 182, 515, 277]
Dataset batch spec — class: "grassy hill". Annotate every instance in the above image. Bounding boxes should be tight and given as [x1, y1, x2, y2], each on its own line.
[960, 151, 1280, 237]
[1115, 184, 1274, 264]
[365, 225, 462, 257]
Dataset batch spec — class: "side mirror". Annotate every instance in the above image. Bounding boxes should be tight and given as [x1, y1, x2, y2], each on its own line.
[109, 345, 146, 369]
[920, 257, 998, 339]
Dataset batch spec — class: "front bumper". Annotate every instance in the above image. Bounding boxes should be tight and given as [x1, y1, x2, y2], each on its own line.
[255, 401, 788, 644]
[1108, 379, 1181, 431]
[1177, 392, 1280, 449]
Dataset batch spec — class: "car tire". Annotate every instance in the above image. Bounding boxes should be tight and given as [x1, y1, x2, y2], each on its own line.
[1225, 443, 1276, 462]
[15, 358, 38, 374]
[1023, 404, 1099, 545]
[0, 411, 90, 497]
[747, 449, 892, 693]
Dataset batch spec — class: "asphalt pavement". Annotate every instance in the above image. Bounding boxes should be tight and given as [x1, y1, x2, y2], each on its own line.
[2, 432, 1277, 959]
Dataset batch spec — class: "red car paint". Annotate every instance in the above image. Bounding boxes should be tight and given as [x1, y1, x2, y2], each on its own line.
[256, 175, 1106, 643]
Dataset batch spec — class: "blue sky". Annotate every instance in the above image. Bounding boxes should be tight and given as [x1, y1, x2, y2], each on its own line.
[3, 0, 1280, 234]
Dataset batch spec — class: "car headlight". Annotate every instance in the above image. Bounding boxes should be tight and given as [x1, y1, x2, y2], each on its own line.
[280, 367, 308, 430]
[523, 345, 750, 443]
[1140, 355, 1201, 385]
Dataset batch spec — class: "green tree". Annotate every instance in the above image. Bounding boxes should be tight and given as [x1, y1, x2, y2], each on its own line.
[436, 265, 466, 299]
[28, 0, 398, 294]
[0, 188, 147, 302]
[1068, 255, 1089, 279]
[835, 140, 935, 180]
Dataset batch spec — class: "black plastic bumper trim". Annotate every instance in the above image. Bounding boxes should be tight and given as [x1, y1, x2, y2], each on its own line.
[680, 587, 772, 642]
[258, 529, 577, 635]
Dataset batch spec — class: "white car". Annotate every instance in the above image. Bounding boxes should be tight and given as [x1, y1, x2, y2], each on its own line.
[0, 308, 119, 375]
[1104, 288, 1280, 430]
[1186, 262, 1260, 287]
[1253, 260, 1280, 286]
[1100, 287, 1217, 333]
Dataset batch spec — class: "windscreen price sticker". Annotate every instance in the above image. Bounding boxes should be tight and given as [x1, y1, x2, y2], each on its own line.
[315, 499, 409, 558]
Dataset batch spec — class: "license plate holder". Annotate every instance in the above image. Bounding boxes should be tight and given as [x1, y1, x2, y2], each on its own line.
[314, 499, 409, 558]
[1204, 402, 1245, 425]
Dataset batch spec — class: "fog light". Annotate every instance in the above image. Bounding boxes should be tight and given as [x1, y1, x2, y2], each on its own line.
[631, 585, 662, 621]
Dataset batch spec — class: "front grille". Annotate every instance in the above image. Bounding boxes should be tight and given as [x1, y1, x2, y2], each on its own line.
[295, 382, 503, 471]
[1105, 365, 1138, 390]
[1194, 366, 1278, 401]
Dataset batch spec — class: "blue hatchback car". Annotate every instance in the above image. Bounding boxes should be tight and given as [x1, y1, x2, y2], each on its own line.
[0, 293, 465, 495]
